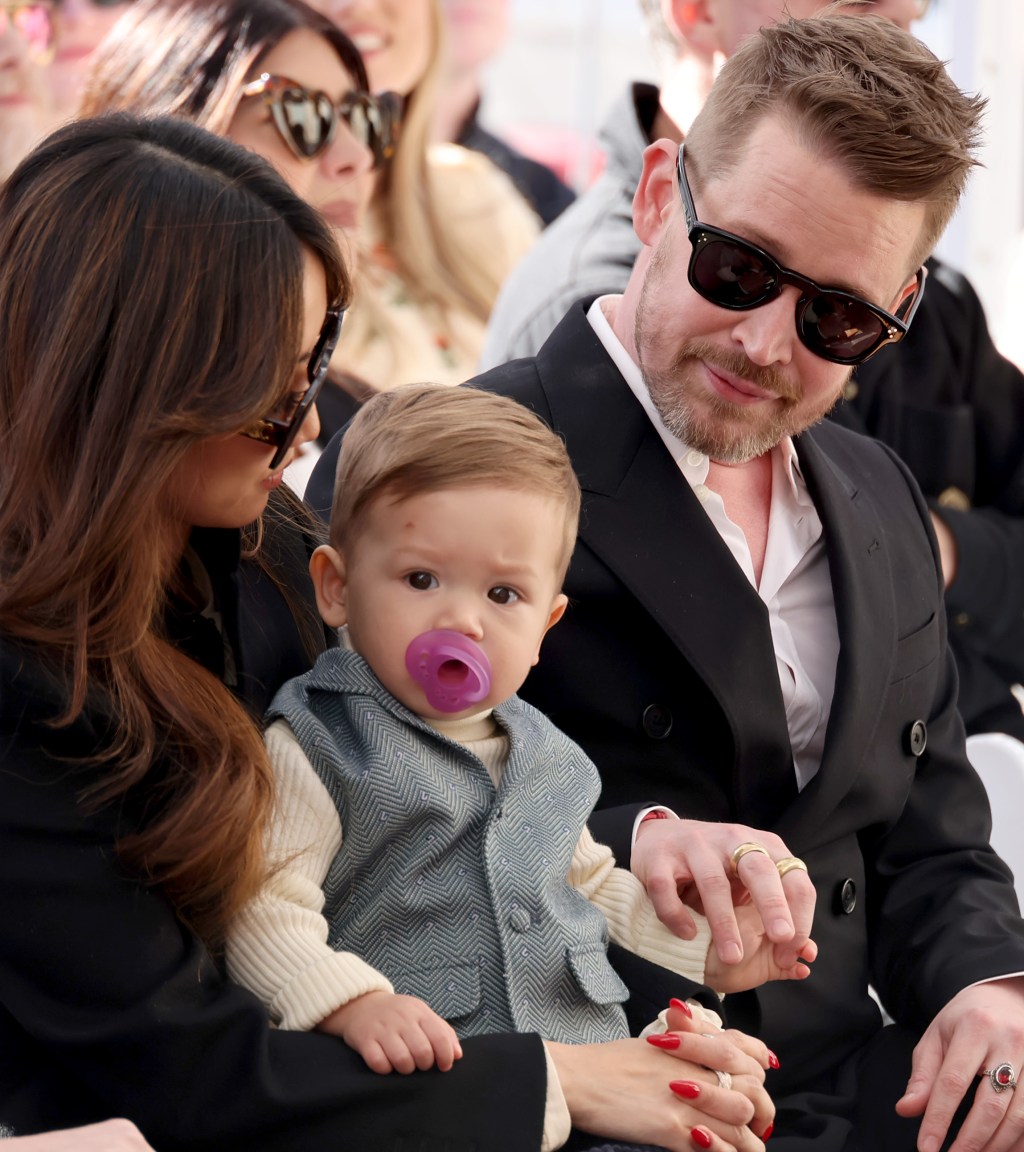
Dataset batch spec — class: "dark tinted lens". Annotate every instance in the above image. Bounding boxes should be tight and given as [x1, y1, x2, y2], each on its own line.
[276, 87, 334, 158]
[799, 294, 887, 363]
[691, 236, 778, 308]
[339, 91, 398, 168]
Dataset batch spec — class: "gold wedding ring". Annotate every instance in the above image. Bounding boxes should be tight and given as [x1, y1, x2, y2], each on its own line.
[776, 856, 809, 878]
[730, 841, 771, 874]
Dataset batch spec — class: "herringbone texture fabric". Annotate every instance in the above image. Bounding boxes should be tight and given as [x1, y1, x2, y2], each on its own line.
[269, 648, 630, 1043]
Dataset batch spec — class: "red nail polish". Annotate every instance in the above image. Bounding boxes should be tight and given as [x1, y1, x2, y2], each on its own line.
[669, 1080, 702, 1099]
[690, 1127, 713, 1150]
[767, 1049, 781, 1070]
[762, 1122, 774, 1141]
[647, 1033, 681, 1049]
[669, 997, 694, 1018]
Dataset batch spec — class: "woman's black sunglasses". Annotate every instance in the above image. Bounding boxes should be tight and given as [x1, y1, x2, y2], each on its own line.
[676, 145, 926, 366]
[240, 309, 344, 470]
[241, 74, 400, 169]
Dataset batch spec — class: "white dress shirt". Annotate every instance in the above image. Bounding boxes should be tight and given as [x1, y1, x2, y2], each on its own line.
[587, 297, 840, 789]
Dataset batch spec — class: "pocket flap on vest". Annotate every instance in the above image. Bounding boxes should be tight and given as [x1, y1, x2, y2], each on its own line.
[566, 944, 630, 1006]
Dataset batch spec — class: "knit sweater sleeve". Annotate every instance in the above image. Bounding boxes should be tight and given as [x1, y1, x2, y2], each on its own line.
[225, 719, 393, 1031]
[568, 825, 712, 984]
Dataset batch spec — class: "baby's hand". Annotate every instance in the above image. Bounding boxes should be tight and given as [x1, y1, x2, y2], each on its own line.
[704, 903, 817, 994]
[317, 989, 463, 1074]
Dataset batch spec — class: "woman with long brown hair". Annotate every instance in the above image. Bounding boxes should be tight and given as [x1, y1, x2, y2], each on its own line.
[0, 115, 775, 1151]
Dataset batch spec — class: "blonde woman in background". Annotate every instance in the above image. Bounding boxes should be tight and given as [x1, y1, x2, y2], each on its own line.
[308, 0, 540, 389]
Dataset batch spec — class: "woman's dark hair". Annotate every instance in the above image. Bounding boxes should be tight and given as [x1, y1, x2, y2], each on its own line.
[0, 113, 349, 944]
[79, 0, 370, 129]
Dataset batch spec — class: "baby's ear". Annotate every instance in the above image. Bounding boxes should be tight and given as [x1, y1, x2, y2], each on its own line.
[309, 544, 348, 628]
[532, 593, 569, 666]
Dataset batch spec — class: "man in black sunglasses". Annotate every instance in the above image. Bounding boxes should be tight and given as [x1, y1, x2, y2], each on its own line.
[306, 15, 1024, 1150]
[483, 0, 1024, 752]
[462, 14, 1024, 1152]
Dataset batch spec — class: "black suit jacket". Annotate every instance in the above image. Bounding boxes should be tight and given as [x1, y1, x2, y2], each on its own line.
[324, 305, 1024, 1124]
[305, 306, 1024, 1141]
[462, 303, 1024, 1097]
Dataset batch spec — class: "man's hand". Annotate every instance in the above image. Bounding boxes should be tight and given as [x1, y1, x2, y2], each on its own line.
[631, 817, 815, 968]
[317, 989, 463, 1074]
[896, 977, 1024, 1152]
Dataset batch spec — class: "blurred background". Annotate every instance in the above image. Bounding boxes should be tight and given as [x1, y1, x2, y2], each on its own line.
[479, 0, 1024, 354]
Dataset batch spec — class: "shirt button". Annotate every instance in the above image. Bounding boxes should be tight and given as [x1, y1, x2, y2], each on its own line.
[692, 483, 711, 503]
[686, 449, 705, 468]
[642, 704, 673, 740]
[842, 380, 859, 401]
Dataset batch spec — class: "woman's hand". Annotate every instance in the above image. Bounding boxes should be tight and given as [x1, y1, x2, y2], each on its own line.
[548, 1024, 774, 1152]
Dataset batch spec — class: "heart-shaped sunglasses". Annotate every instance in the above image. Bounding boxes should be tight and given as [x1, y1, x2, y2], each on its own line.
[241, 74, 400, 169]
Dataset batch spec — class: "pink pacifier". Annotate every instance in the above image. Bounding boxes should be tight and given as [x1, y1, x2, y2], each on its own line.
[404, 629, 492, 713]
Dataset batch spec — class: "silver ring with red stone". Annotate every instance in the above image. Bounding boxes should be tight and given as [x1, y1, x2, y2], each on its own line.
[983, 1062, 1018, 1093]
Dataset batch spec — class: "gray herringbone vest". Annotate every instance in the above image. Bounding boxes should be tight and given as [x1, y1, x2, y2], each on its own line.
[268, 648, 629, 1043]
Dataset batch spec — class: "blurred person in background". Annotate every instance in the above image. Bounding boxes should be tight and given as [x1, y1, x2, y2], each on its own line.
[483, 0, 1024, 746]
[305, 0, 540, 389]
[432, 0, 575, 225]
[0, 2, 59, 181]
[47, 0, 132, 117]
[79, 0, 393, 483]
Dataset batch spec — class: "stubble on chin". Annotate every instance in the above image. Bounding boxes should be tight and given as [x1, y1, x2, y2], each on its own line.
[637, 333, 847, 464]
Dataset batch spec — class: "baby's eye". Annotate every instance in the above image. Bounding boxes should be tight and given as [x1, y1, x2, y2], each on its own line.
[405, 572, 438, 591]
[488, 586, 519, 605]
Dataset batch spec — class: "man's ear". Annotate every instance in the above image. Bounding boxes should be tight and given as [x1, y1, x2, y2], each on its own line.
[531, 593, 569, 666]
[309, 544, 348, 628]
[632, 139, 683, 248]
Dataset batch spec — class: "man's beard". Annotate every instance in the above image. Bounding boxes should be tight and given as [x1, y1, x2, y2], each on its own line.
[634, 268, 848, 464]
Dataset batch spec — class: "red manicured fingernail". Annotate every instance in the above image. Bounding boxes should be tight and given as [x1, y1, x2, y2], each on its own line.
[670, 997, 693, 1018]
[762, 1122, 774, 1141]
[647, 1033, 681, 1049]
[767, 1049, 781, 1070]
[690, 1127, 713, 1150]
[669, 1080, 701, 1099]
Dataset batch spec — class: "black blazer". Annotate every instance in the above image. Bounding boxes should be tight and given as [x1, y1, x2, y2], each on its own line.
[307, 303, 1024, 1131]
[469, 303, 1024, 1097]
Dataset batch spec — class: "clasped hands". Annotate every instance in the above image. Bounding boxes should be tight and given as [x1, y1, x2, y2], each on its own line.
[632, 816, 817, 977]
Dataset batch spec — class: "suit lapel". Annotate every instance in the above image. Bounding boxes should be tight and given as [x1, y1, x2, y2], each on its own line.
[773, 426, 898, 845]
[534, 305, 797, 825]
